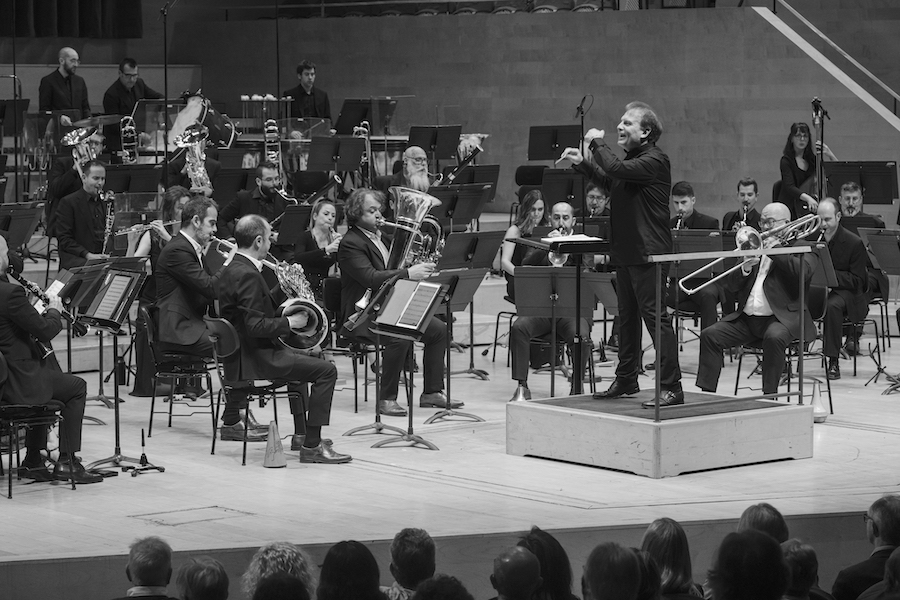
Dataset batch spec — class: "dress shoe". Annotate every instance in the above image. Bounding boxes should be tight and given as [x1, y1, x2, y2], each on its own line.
[641, 387, 685, 408]
[53, 457, 103, 484]
[378, 400, 407, 417]
[419, 391, 463, 409]
[843, 337, 860, 356]
[299, 440, 352, 464]
[509, 384, 531, 402]
[827, 359, 841, 380]
[18, 463, 55, 482]
[593, 379, 639, 399]
[290, 434, 306, 451]
[243, 409, 269, 431]
[220, 421, 268, 442]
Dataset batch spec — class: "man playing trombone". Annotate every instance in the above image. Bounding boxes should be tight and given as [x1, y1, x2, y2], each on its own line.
[695, 203, 817, 395]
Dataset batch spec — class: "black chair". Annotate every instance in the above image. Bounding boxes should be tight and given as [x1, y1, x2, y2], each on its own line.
[323, 277, 376, 413]
[141, 306, 215, 441]
[510, 165, 547, 225]
[0, 353, 76, 498]
[205, 317, 288, 465]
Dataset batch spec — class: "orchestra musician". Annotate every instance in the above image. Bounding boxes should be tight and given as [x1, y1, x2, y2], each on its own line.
[55, 160, 111, 270]
[292, 199, 343, 302]
[562, 101, 684, 407]
[723, 177, 762, 232]
[816, 198, 867, 381]
[102, 58, 163, 156]
[337, 188, 459, 417]
[164, 134, 220, 198]
[0, 234, 102, 484]
[282, 60, 332, 121]
[508, 202, 591, 402]
[500, 190, 548, 303]
[376, 146, 432, 215]
[696, 203, 817, 396]
[39, 47, 90, 125]
[46, 131, 104, 236]
[777, 122, 837, 220]
[217, 215, 350, 463]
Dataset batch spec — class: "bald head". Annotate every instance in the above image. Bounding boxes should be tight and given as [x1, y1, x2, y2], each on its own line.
[491, 547, 542, 600]
[404, 146, 427, 161]
[58, 47, 80, 76]
[550, 201, 576, 234]
[760, 202, 790, 228]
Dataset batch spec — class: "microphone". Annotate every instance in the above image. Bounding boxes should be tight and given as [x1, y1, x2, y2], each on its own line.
[574, 95, 587, 120]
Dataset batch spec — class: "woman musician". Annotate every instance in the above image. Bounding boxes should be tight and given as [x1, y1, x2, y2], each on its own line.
[292, 199, 343, 302]
[778, 121, 837, 220]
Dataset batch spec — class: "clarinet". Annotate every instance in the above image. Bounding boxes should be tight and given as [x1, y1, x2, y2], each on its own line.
[101, 191, 115, 255]
[8, 268, 90, 337]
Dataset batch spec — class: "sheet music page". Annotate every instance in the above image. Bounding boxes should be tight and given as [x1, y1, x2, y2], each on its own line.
[397, 282, 441, 329]
[32, 279, 66, 313]
[540, 234, 601, 243]
[92, 275, 130, 321]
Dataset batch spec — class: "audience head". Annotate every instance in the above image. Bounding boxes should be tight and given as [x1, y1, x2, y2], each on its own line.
[241, 542, 316, 600]
[707, 530, 789, 600]
[253, 573, 311, 600]
[885, 547, 900, 593]
[784, 122, 815, 162]
[515, 190, 547, 233]
[640, 518, 696, 596]
[867, 494, 900, 546]
[672, 181, 696, 218]
[162, 185, 191, 222]
[389, 528, 436, 590]
[176, 556, 230, 600]
[632, 550, 662, 600]
[126, 536, 173, 587]
[491, 547, 542, 600]
[317, 540, 384, 600]
[346, 188, 385, 231]
[180, 196, 219, 245]
[582, 542, 641, 600]
[780, 539, 818, 599]
[412, 574, 475, 600]
[517, 526, 574, 600]
[737, 503, 790, 543]
[839, 181, 864, 216]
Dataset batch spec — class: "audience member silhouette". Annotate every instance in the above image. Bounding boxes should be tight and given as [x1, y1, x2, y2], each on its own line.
[241, 542, 317, 600]
[383, 528, 437, 600]
[857, 547, 900, 600]
[738, 503, 790, 543]
[412, 575, 475, 600]
[834, 496, 900, 600]
[490, 547, 543, 600]
[633, 550, 662, 600]
[518, 526, 579, 600]
[640, 518, 703, 600]
[253, 574, 313, 600]
[112, 536, 177, 600]
[582, 542, 641, 600]
[317, 540, 387, 600]
[781, 539, 821, 600]
[707, 530, 789, 600]
[175, 556, 229, 600]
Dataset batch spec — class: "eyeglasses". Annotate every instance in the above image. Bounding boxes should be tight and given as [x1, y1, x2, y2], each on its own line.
[760, 218, 787, 228]
[586, 194, 607, 201]
[407, 157, 427, 165]
[862, 513, 874, 524]
[793, 132, 810, 139]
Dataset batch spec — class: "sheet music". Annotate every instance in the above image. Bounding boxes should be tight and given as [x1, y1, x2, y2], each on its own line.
[92, 275, 130, 321]
[398, 282, 441, 329]
[540, 234, 601, 243]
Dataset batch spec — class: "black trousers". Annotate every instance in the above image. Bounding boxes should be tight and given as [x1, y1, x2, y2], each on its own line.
[510, 316, 590, 383]
[381, 316, 446, 401]
[666, 278, 720, 331]
[26, 370, 87, 456]
[615, 263, 681, 387]
[823, 292, 851, 359]
[697, 313, 792, 394]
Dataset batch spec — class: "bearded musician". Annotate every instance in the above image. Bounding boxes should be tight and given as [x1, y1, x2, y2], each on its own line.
[376, 146, 432, 219]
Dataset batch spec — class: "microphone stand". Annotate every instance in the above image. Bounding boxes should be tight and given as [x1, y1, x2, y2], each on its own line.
[574, 95, 590, 233]
[160, 0, 181, 188]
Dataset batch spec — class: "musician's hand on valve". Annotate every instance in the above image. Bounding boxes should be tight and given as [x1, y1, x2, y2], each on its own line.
[407, 263, 435, 281]
[325, 238, 341, 255]
[287, 312, 309, 331]
[191, 185, 213, 198]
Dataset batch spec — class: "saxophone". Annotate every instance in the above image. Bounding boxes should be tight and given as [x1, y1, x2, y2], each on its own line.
[101, 191, 116, 255]
[120, 116, 138, 164]
[174, 123, 212, 190]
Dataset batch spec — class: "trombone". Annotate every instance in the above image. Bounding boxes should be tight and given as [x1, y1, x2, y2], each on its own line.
[678, 213, 822, 296]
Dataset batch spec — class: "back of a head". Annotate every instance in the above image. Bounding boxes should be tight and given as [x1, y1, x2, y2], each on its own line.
[391, 528, 436, 590]
[241, 542, 315, 600]
[176, 556, 230, 600]
[640, 518, 695, 596]
[254, 573, 312, 600]
[518, 526, 574, 600]
[780, 539, 818, 598]
[128, 536, 173, 587]
[871, 495, 900, 546]
[633, 550, 662, 600]
[412, 575, 475, 600]
[884, 547, 900, 592]
[707, 530, 789, 600]
[583, 542, 641, 600]
[492, 547, 542, 600]
[317, 540, 383, 600]
[737, 503, 790, 543]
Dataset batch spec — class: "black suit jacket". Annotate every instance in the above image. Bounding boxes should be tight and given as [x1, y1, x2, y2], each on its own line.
[827, 225, 868, 323]
[337, 226, 407, 327]
[669, 210, 719, 230]
[217, 187, 289, 236]
[39, 70, 90, 119]
[217, 253, 295, 382]
[0, 279, 64, 405]
[833, 547, 897, 600]
[282, 85, 331, 120]
[155, 233, 222, 346]
[723, 207, 761, 231]
[46, 157, 82, 233]
[55, 188, 109, 270]
[293, 229, 337, 298]
[102, 78, 164, 151]
[722, 244, 817, 342]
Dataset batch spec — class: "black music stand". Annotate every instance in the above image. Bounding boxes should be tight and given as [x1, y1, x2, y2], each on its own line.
[428, 183, 492, 232]
[858, 229, 900, 390]
[0, 202, 43, 256]
[408, 125, 462, 174]
[439, 164, 501, 199]
[541, 169, 586, 224]
[307, 136, 366, 173]
[842, 215, 885, 236]
[275, 205, 313, 246]
[670, 231, 724, 343]
[527, 125, 582, 161]
[823, 161, 899, 206]
[514, 267, 596, 397]
[334, 98, 398, 136]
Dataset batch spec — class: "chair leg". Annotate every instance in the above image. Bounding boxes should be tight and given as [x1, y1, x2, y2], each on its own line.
[211, 389, 223, 456]
[241, 401, 249, 467]
[148, 378, 157, 437]
[206, 373, 216, 446]
[734, 352, 743, 395]
[167, 377, 176, 428]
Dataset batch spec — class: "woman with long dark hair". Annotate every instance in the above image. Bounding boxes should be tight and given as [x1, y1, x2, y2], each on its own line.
[317, 541, 387, 600]
[500, 190, 548, 302]
[777, 122, 836, 220]
[517, 526, 579, 600]
[640, 518, 703, 600]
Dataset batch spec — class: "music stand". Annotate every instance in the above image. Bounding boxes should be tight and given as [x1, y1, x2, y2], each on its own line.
[428, 183, 492, 231]
[514, 266, 596, 397]
[541, 169, 586, 223]
[842, 215, 885, 237]
[306, 136, 366, 173]
[0, 202, 44, 252]
[797, 241, 838, 288]
[823, 161, 899, 205]
[439, 164, 500, 197]
[527, 125, 582, 161]
[858, 228, 900, 390]
[275, 205, 313, 246]
[408, 125, 462, 174]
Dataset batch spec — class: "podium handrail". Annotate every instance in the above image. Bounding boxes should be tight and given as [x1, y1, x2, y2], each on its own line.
[649, 245, 811, 264]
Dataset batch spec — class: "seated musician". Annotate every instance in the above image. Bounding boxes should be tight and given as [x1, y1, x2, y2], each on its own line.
[723, 177, 762, 232]
[508, 202, 590, 402]
[337, 188, 458, 417]
[376, 146, 432, 219]
[155, 196, 266, 442]
[667, 181, 721, 332]
[217, 161, 293, 262]
[46, 132, 104, 236]
[218, 215, 350, 464]
[55, 160, 111, 270]
[500, 190, 548, 303]
[817, 198, 867, 381]
[0, 234, 102, 484]
[293, 199, 343, 302]
[696, 203, 816, 395]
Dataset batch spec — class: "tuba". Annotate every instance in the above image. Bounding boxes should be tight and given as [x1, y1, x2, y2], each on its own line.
[174, 123, 212, 190]
[61, 126, 98, 179]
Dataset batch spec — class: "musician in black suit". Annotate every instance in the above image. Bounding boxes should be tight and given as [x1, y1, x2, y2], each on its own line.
[217, 215, 350, 463]
[723, 177, 762, 232]
[667, 181, 722, 332]
[337, 188, 457, 417]
[840, 181, 888, 313]
[817, 198, 868, 381]
[217, 162, 291, 261]
[46, 132, 104, 236]
[0, 235, 101, 484]
[102, 58, 164, 154]
[38, 47, 91, 125]
[696, 203, 817, 395]
[55, 160, 111, 270]
[282, 60, 331, 121]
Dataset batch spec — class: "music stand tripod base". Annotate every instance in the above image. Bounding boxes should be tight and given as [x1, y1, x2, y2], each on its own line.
[423, 407, 485, 425]
[343, 332, 408, 439]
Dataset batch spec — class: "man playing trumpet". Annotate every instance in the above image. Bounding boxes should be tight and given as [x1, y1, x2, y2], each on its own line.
[695, 202, 817, 395]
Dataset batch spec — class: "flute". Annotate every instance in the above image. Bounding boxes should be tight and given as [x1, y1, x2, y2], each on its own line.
[115, 220, 180, 236]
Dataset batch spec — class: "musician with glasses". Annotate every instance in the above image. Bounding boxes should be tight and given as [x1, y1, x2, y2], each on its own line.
[102, 58, 163, 157]
[376, 147, 432, 217]
[777, 122, 837, 220]
[723, 177, 762, 232]
[55, 160, 111, 270]
[337, 188, 458, 418]
[217, 214, 350, 464]
[696, 202, 817, 395]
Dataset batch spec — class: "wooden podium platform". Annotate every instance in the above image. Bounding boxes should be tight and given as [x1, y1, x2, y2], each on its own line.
[506, 391, 814, 478]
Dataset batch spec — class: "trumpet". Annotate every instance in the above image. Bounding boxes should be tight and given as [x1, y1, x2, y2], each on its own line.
[115, 220, 180, 236]
[678, 213, 822, 296]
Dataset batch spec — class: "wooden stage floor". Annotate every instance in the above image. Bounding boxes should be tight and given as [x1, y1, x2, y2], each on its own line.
[3, 331, 900, 598]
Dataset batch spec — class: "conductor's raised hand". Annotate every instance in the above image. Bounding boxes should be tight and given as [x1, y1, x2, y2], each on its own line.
[584, 128, 605, 144]
[407, 262, 436, 281]
[558, 147, 584, 165]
